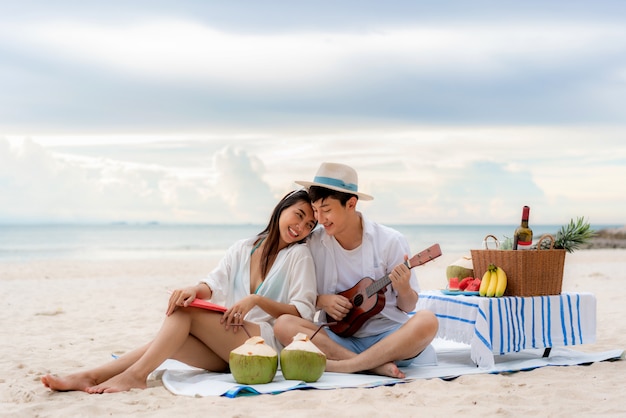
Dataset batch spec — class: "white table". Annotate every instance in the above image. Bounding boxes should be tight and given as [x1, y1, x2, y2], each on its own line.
[416, 291, 597, 368]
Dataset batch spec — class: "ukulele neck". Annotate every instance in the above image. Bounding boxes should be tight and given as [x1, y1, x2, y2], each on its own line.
[365, 243, 441, 297]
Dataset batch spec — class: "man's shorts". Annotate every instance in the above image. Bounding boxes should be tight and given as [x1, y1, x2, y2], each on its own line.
[325, 324, 436, 368]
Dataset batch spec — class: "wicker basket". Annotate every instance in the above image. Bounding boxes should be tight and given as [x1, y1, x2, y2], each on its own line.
[470, 234, 566, 297]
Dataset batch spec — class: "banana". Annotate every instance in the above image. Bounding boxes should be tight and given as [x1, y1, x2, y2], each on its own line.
[478, 269, 491, 296]
[494, 266, 508, 297]
[486, 265, 498, 297]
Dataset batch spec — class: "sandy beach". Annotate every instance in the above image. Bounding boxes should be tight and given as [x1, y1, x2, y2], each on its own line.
[2, 248, 625, 417]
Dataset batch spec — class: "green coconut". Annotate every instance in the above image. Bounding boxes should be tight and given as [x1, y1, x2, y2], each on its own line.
[446, 255, 474, 280]
[280, 332, 326, 382]
[229, 336, 278, 385]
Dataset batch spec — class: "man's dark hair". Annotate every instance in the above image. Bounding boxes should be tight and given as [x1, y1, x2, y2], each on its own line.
[308, 186, 357, 206]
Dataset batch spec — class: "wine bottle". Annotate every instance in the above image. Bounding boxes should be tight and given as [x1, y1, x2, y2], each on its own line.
[513, 206, 533, 250]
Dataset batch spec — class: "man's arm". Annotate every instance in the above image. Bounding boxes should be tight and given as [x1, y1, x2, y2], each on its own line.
[390, 256, 418, 312]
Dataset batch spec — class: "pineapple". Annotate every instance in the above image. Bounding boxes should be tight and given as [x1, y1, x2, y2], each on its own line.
[535, 217, 596, 253]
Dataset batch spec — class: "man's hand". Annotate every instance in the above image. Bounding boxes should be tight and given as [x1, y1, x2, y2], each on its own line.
[317, 294, 353, 321]
[392, 254, 418, 312]
[389, 255, 412, 293]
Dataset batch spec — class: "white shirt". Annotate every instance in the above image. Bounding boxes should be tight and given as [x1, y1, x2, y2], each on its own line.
[308, 213, 420, 337]
[202, 237, 317, 350]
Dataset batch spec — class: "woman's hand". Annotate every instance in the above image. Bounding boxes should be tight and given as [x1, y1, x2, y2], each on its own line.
[166, 286, 198, 316]
[222, 295, 258, 332]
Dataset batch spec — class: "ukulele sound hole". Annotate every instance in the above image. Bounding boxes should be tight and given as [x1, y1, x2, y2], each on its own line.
[352, 294, 363, 307]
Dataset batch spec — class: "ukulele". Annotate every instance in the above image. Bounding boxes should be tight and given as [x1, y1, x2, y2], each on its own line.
[328, 243, 442, 337]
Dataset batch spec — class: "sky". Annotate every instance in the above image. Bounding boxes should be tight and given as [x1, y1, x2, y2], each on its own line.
[1, 1, 625, 226]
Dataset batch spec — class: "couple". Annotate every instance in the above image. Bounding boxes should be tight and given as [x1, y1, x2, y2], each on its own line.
[42, 162, 438, 393]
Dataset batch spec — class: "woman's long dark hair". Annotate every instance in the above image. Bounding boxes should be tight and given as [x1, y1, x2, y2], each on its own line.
[256, 189, 314, 279]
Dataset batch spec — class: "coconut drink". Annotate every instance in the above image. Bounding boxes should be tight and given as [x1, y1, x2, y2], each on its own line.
[229, 336, 278, 384]
[280, 332, 326, 382]
[446, 255, 474, 280]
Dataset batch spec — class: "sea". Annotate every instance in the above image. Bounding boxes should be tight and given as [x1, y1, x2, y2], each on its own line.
[0, 223, 620, 262]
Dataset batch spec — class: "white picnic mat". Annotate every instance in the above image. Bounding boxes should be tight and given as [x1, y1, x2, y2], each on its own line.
[156, 339, 623, 398]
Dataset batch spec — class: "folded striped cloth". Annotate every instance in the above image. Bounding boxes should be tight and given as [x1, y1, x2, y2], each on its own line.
[416, 291, 597, 368]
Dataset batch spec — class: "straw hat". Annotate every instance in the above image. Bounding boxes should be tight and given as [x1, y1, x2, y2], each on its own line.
[295, 162, 373, 201]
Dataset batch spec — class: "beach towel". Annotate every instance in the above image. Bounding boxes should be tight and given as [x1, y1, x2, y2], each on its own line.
[156, 339, 623, 398]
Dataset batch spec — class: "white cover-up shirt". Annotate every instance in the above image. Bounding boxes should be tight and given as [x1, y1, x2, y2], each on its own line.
[202, 237, 317, 350]
[308, 213, 420, 338]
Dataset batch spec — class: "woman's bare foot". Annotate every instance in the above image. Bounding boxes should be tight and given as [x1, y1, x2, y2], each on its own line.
[41, 373, 98, 392]
[86, 370, 147, 393]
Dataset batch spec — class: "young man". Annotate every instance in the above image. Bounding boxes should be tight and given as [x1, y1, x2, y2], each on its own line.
[274, 162, 438, 378]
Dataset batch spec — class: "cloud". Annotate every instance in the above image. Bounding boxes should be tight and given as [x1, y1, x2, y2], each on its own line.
[212, 146, 276, 221]
[1, 4, 625, 227]
[8, 19, 626, 86]
[1, 131, 625, 225]
[0, 138, 277, 224]
[2, 16, 626, 129]
[258, 128, 626, 225]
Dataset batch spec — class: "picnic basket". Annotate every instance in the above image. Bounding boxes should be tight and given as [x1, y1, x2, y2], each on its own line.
[470, 234, 566, 297]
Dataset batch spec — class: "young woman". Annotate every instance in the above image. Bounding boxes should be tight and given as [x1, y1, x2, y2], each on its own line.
[42, 190, 317, 393]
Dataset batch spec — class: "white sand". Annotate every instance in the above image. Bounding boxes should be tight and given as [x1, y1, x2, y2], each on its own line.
[1, 249, 625, 417]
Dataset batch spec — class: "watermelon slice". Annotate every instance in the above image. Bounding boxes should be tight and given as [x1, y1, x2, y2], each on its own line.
[466, 278, 482, 292]
[459, 277, 473, 291]
[448, 277, 460, 291]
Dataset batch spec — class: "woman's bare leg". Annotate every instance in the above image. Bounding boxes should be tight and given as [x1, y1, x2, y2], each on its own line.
[170, 334, 228, 372]
[41, 343, 150, 392]
[42, 331, 234, 393]
[87, 308, 260, 393]
[43, 308, 262, 394]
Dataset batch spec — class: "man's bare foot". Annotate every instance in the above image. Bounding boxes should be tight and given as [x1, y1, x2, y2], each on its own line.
[86, 370, 147, 393]
[41, 373, 98, 392]
[326, 359, 406, 378]
[370, 362, 405, 379]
